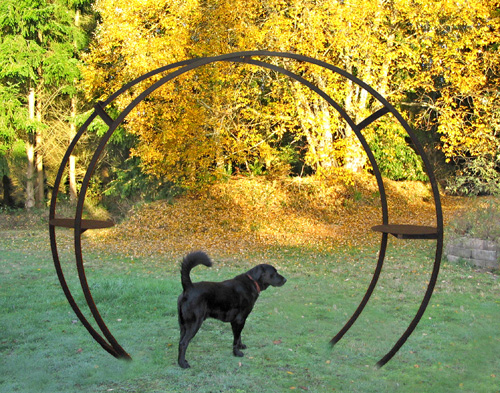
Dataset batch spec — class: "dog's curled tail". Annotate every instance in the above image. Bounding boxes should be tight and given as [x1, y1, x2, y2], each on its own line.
[181, 251, 212, 291]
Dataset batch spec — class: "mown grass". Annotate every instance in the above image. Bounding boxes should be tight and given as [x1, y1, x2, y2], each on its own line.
[1, 227, 499, 393]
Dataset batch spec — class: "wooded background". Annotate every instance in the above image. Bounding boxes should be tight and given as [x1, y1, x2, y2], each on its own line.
[1, 0, 499, 209]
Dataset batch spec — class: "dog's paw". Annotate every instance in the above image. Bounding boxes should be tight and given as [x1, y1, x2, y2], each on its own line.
[233, 348, 245, 357]
[238, 343, 247, 350]
[178, 360, 191, 369]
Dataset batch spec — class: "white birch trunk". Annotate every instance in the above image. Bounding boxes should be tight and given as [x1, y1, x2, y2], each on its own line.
[25, 88, 36, 209]
[35, 96, 44, 206]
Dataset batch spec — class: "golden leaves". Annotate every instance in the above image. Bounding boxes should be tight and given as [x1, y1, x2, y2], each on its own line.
[82, 0, 500, 187]
[88, 174, 465, 260]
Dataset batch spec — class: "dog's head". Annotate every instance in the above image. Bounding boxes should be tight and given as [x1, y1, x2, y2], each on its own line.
[247, 264, 286, 291]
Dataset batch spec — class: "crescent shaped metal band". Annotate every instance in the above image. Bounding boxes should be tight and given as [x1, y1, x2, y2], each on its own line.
[49, 51, 443, 367]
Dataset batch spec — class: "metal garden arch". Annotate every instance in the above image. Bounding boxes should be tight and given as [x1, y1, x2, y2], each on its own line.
[49, 51, 443, 368]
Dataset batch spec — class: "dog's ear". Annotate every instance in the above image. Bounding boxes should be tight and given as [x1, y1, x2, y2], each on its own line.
[248, 264, 273, 291]
[247, 264, 262, 280]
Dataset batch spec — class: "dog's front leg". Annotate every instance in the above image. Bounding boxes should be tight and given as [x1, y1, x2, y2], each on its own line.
[231, 321, 247, 356]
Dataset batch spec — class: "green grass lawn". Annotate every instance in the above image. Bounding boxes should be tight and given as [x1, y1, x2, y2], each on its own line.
[1, 229, 499, 392]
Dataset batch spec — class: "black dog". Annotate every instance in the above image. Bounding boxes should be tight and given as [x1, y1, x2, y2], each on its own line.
[177, 251, 286, 368]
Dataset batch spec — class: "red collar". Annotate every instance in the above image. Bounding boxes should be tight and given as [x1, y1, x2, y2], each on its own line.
[247, 274, 261, 294]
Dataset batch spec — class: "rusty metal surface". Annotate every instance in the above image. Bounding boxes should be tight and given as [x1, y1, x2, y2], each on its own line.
[49, 51, 443, 367]
[372, 224, 439, 239]
[49, 218, 114, 231]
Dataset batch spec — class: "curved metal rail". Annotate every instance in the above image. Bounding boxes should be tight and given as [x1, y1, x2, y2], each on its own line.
[49, 51, 443, 366]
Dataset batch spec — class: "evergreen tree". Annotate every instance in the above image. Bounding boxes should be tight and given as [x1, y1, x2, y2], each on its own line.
[0, 0, 93, 208]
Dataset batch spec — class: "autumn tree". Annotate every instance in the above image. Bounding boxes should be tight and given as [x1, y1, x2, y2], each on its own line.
[395, 0, 500, 194]
[82, 0, 500, 193]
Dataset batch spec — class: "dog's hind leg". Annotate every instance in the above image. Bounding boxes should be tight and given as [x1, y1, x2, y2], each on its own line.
[231, 321, 247, 357]
[178, 306, 186, 340]
[178, 317, 203, 368]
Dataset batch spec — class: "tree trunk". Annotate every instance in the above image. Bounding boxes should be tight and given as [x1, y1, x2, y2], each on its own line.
[315, 77, 337, 170]
[69, 95, 78, 202]
[343, 56, 366, 172]
[69, 8, 81, 203]
[295, 81, 338, 173]
[25, 87, 36, 209]
[377, 32, 395, 100]
[214, 124, 225, 173]
[35, 95, 44, 207]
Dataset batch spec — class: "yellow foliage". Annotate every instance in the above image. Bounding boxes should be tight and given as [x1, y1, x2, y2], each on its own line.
[82, 0, 500, 183]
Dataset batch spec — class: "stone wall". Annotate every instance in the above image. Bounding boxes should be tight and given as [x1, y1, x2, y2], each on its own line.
[445, 237, 499, 271]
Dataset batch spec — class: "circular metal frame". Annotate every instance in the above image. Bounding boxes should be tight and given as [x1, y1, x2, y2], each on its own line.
[49, 51, 443, 367]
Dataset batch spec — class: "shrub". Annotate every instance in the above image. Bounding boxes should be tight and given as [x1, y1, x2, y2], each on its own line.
[447, 199, 500, 244]
[367, 120, 428, 182]
[446, 154, 500, 196]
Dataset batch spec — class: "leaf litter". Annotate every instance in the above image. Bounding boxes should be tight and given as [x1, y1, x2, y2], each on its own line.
[85, 174, 466, 263]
